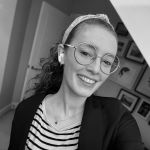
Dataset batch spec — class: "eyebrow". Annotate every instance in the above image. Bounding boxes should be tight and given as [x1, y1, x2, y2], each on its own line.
[86, 43, 96, 51]
[86, 43, 109, 57]
[87, 43, 104, 54]
[89, 43, 116, 56]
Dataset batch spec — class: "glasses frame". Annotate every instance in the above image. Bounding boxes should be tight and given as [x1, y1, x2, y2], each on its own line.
[63, 42, 120, 75]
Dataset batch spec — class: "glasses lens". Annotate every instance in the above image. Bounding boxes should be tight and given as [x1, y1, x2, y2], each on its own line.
[101, 54, 119, 74]
[74, 43, 119, 75]
[110, 56, 119, 73]
[75, 43, 95, 65]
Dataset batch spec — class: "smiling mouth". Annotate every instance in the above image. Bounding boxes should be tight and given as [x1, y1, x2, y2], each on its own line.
[78, 75, 96, 84]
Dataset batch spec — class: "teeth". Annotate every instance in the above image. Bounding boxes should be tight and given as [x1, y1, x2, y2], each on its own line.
[79, 75, 95, 84]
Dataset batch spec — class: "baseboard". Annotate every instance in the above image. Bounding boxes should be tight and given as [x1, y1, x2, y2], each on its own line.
[0, 104, 11, 117]
[0, 102, 19, 117]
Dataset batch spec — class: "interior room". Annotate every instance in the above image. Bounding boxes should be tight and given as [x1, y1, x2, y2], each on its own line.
[0, 0, 150, 149]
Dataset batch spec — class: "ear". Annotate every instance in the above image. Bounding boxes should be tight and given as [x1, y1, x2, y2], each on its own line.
[58, 44, 65, 65]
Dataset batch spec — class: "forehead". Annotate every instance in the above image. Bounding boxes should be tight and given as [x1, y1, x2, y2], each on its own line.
[71, 24, 118, 55]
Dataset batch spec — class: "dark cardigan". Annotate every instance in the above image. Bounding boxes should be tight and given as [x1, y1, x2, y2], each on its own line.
[8, 94, 144, 150]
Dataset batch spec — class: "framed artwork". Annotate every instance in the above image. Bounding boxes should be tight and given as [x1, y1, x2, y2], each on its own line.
[136, 67, 150, 98]
[117, 89, 139, 112]
[117, 36, 130, 57]
[136, 99, 150, 120]
[126, 42, 145, 63]
[109, 59, 142, 89]
[115, 22, 129, 36]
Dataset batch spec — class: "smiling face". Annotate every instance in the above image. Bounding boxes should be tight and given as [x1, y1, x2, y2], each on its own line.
[61, 24, 118, 98]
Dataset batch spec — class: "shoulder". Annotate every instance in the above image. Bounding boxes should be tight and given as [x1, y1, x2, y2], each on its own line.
[8, 94, 47, 149]
[12, 94, 46, 131]
[17, 94, 45, 108]
[90, 96, 144, 149]
[90, 95, 141, 136]
[91, 95, 130, 122]
[15, 94, 46, 118]
[91, 95, 126, 112]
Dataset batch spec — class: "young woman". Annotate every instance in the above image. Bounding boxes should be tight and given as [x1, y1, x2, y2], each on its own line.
[8, 14, 144, 150]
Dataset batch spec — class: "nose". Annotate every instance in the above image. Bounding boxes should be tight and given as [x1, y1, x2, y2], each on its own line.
[86, 57, 100, 74]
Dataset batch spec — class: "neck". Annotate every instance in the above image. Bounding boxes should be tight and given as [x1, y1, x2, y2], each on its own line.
[55, 80, 87, 117]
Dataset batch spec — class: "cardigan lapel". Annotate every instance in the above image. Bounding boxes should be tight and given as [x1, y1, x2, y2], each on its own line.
[19, 94, 46, 150]
[78, 95, 107, 150]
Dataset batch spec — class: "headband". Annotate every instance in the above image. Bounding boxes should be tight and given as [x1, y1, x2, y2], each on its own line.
[62, 14, 114, 44]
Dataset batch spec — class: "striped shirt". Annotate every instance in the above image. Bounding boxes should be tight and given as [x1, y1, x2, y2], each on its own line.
[25, 100, 82, 150]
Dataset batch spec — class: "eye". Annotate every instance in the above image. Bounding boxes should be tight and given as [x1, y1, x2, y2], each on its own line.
[79, 49, 93, 58]
[80, 51, 90, 56]
[102, 59, 112, 66]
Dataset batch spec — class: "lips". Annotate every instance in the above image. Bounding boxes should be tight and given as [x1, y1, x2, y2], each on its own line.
[78, 75, 96, 84]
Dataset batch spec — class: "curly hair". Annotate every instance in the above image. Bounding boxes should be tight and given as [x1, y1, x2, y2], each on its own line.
[30, 17, 117, 95]
[32, 44, 63, 95]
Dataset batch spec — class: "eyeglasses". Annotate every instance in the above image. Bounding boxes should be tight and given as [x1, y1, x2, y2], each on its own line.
[63, 42, 120, 75]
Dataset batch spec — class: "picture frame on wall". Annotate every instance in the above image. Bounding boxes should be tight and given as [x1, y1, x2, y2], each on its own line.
[136, 66, 150, 98]
[126, 42, 145, 63]
[115, 22, 129, 36]
[117, 36, 130, 57]
[109, 58, 142, 89]
[117, 89, 139, 112]
[136, 99, 150, 120]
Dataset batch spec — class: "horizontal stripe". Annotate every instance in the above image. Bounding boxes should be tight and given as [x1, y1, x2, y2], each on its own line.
[27, 138, 78, 150]
[34, 112, 49, 126]
[26, 101, 80, 149]
[30, 124, 79, 141]
[28, 129, 78, 147]
[37, 106, 43, 113]
[28, 131, 78, 147]
[33, 117, 80, 135]
[66, 124, 81, 130]
[27, 138, 48, 150]
[25, 144, 32, 150]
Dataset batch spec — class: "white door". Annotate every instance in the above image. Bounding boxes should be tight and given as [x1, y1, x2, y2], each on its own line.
[21, 2, 69, 100]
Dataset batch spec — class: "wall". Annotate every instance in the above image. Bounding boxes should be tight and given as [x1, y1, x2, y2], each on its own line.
[11, 0, 43, 105]
[0, 0, 17, 95]
[0, 0, 32, 110]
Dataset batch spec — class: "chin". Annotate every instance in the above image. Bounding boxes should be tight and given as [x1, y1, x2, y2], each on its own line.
[75, 89, 93, 97]
[74, 84, 101, 98]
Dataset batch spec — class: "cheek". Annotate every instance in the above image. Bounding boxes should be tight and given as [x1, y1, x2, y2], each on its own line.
[63, 51, 82, 77]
